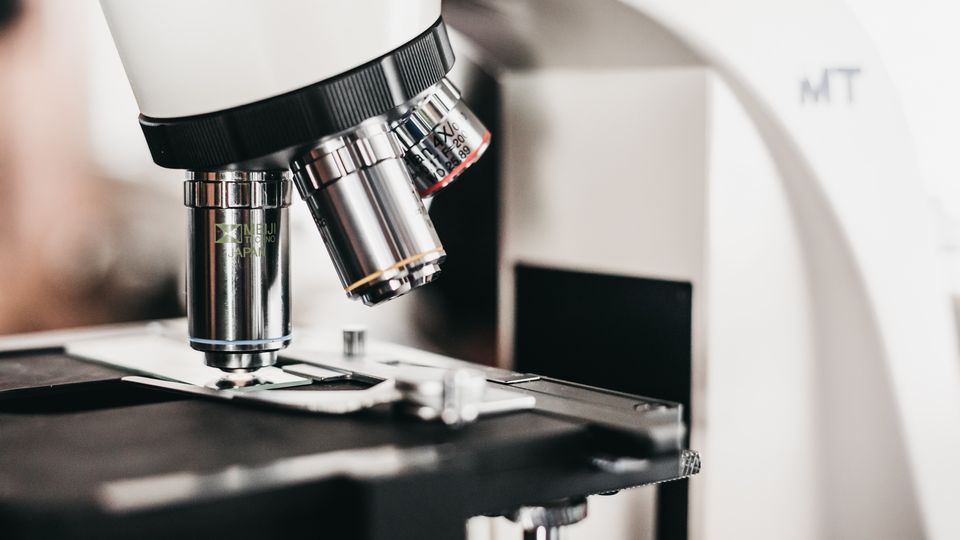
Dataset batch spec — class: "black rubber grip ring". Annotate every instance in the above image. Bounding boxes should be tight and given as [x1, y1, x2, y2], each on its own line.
[139, 17, 455, 170]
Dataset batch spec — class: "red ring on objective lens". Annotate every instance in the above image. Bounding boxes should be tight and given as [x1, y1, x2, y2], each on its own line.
[419, 130, 491, 197]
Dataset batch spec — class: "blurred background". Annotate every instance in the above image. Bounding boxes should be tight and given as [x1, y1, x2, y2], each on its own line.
[3, 1, 960, 538]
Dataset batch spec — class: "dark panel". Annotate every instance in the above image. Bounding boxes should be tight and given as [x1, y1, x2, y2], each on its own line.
[513, 265, 691, 408]
[513, 264, 692, 540]
[0, 351, 125, 394]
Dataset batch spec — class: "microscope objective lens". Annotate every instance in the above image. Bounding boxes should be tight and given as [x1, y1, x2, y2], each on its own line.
[184, 171, 292, 371]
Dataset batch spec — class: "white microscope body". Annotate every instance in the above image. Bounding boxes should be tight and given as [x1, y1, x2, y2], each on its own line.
[445, 0, 960, 538]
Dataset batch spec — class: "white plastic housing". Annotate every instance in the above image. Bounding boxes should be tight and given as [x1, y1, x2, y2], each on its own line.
[446, 0, 960, 538]
[99, 0, 441, 119]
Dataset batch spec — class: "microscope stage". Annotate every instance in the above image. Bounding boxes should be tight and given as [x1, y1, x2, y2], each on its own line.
[0, 325, 695, 540]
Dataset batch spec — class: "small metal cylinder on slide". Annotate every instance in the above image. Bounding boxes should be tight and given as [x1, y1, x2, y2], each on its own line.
[184, 170, 292, 372]
[343, 327, 366, 357]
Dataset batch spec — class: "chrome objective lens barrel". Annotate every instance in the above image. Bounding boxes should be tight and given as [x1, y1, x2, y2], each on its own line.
[392, 78, 490, 198]
[291, 124, 444, 306]
[184, 170, 292, 371]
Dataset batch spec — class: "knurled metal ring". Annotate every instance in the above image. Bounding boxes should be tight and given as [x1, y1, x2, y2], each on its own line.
[291, 124, 405, 195]
[679, 449, 701, 477]
[184, 170, 292, 209]
[510, 497, 589, 530]
[392, 78, 461, 149]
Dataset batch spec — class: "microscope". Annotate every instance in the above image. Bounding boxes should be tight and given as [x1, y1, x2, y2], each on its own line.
[54, 0, 960, 539]
[100, 0, 489, 375]
[0, 2, 700, 539]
